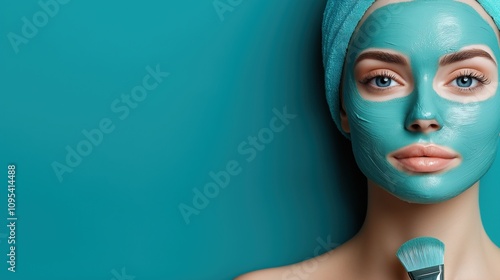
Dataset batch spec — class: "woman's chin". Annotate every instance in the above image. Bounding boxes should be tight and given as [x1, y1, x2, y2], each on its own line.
[372, 179, 477, 204]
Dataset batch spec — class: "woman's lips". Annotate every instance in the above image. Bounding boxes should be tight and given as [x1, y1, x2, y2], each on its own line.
[388, 145, 461, 173]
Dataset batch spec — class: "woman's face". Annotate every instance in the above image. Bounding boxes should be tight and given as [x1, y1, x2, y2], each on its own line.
[341, 0, 500, 203]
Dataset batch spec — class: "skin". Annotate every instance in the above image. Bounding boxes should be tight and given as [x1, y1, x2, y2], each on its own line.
[236, 0, 500, 279]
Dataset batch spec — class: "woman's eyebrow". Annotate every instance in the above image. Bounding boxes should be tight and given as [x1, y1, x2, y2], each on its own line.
[439, 49, 497, 66]
[355, 51, 408, 66]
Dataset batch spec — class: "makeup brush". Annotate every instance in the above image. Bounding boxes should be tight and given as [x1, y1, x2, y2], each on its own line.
[396, 237, 445, 280]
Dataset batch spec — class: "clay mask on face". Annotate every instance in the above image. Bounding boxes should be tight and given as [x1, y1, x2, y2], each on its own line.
[343, 1, 500, 203]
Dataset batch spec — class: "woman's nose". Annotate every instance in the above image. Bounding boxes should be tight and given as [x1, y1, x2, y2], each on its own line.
[405, 87, 442, 134]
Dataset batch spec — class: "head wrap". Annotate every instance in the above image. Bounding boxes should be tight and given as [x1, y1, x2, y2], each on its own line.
[322, 0, 500, 139]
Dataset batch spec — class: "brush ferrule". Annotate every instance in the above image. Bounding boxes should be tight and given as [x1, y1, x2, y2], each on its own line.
[407, 264, 444, 280]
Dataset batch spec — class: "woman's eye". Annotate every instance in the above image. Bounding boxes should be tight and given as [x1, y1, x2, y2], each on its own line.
[369, 76, 400, 88]
[452, 76, 478, 88]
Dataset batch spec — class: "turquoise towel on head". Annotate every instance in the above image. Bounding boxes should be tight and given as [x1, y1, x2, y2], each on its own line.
[322, 0, 375, 139]
[322, 0, 500, 139]
[478, 0, 500, 28]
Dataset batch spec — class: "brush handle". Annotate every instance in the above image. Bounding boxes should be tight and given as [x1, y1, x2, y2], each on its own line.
[408, 264, 444, 280]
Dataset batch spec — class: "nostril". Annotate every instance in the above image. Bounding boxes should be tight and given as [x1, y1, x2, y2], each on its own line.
[430, 123, 440, 129]
[407, 120, 441, 133]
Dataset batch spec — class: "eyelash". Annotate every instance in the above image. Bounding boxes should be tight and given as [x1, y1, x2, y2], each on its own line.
[359, 71, 400, 90]
[451, 70, 491, 92]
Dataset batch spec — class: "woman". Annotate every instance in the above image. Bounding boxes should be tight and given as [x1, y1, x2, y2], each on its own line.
[237, 0, 500, 279]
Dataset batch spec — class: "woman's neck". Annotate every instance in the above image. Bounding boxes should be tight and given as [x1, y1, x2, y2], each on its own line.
[351, 180, 500, 279]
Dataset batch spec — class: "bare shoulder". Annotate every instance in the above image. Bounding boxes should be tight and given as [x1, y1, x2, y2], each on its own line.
[235, 244, 356, 280]
[234, 266, 290, 280]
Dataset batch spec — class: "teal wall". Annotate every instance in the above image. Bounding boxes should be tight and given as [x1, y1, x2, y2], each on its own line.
[0, 1, 498, 279]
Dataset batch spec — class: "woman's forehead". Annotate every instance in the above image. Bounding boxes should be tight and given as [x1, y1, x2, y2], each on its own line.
[348, 1, 500, 64]
[357, 0, 500, 40]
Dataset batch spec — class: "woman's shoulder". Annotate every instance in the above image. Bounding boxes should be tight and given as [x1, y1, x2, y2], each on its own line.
[234, 266, 289, 280]
[234, 245, 355, 280]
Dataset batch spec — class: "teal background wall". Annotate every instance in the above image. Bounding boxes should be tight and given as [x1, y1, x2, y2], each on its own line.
[0, 1, 498, 279]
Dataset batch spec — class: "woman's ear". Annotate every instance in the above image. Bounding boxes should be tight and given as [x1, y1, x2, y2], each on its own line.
[340, 90, 351, 133]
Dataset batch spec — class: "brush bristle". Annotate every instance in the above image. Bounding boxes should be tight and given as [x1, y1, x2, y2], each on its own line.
[396, 237, 445, 272]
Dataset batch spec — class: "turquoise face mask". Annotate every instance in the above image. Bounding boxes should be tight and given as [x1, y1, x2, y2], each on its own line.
[342, 1, 500, 203]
